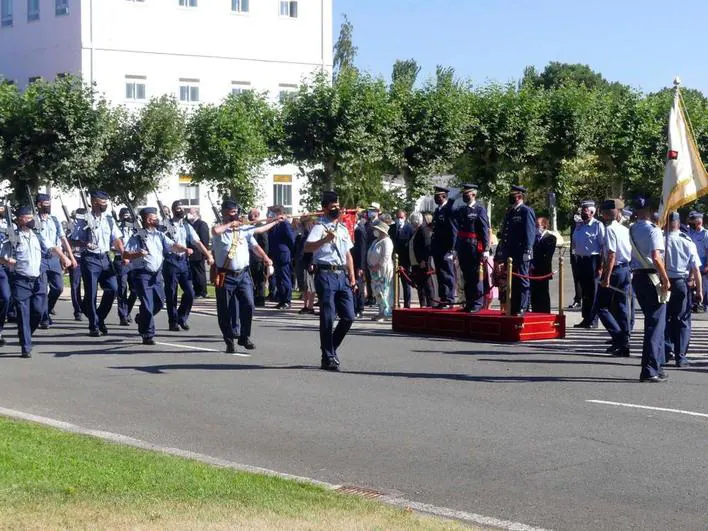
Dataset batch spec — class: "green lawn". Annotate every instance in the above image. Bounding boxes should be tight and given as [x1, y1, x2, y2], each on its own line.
[0, 417, 469, 530]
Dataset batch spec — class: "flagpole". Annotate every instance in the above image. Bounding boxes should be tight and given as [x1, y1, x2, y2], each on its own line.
[664, 77, 682, 274]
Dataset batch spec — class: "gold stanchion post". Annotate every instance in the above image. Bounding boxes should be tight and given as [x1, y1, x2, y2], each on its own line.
[506, 257, 514, 315]
[558, 254, 564, 316]
[393, 254, 400, 309]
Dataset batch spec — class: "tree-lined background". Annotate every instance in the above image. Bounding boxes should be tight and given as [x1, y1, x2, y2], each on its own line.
[0, 18, 707, 228]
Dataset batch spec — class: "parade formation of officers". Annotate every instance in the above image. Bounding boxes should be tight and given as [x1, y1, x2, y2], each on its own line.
[0, 186, 702, 382]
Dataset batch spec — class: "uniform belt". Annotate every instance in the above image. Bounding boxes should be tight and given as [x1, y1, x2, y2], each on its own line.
[218, 266, 248, 276]
[614, 263, 629, 268]
[633, 268, 656, 274]
[576, 254, 600, 259]
[457, 231, 479, 240]
[316, 264, 345, 271]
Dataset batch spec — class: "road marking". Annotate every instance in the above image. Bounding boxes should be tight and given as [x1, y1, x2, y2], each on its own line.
[155, 342, 251, 358]
[587, 400, 708, 419]
[0, 406, 548, 531]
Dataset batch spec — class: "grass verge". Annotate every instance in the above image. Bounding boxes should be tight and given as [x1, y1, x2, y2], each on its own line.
[0, 417, 470, 530]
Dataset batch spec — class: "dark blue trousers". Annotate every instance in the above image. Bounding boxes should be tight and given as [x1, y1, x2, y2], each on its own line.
[68, 263, 82, 315]
[12, 274, 46, 353]
[215, 270, 254, 342]
[632, 272, 666, 379]
[597, 265, 631, 348]
[510, 256, 530, 315]
[40, 257, 63, 326]
[315, 270, 354, 361]
[114, 258, 137, 322]
[576, 255, 600, 325]
[163, 256, 194, 327]
[81, 253, 117, 332]
[664, 278, 690, 363]
[432, 252, 455, 303]
[134, 269, 165, 339]
[275, 256, 292, 305]
[0, 267, 10, 334]
[457, 244, 483, 311]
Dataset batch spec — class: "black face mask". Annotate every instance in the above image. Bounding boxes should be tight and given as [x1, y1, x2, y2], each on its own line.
[121, 216, 132, 223]
[581, 213, 590, 221]
[462, 195, 472, 204]
[98, 205, 108, 213]
[508, 195, 517, 206]
[25, 220, 35, 230]
[40, 206, 51, 214]
[434, 196, 444, 206]
[173, 210, 184, 219]
[227, 214, 240, 222]
[329, 208, 340, 220]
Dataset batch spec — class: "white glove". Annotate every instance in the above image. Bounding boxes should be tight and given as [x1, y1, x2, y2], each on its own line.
[444, 252, 455, 262]
[522, 253, 531, 262]
[266, 264, 275, 276]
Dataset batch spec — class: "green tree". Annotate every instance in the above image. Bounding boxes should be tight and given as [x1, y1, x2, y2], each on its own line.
[522, 62, 609, 91]
[185, 90, 278, 208]
[333, 14, 358, 79]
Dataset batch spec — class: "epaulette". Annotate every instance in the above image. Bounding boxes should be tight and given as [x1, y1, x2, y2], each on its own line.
[679, 232, 691, 241]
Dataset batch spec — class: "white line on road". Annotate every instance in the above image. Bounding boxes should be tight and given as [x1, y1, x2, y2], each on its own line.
[587, 400, 708, 419]
[155, 342, 251, 358]
[0, 406, 549, 531]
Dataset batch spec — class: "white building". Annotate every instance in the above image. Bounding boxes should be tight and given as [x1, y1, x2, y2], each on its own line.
[0, 0, 333, 220]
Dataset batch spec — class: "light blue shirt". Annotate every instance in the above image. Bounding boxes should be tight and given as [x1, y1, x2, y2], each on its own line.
[70, 211, 122, 254]
[603, 221, 632, 265]
[629, 220, 664, 270]
[39, 215, 62, 248]
[1, 229, 51, 278]
[665, 231, 698, 279]
[212, 226, 257, 271]
[306, 218, 353, 266]
[573, 217, 605, 257]
[168, 219, 198, 257]
[125, 229, 175, 273]
[688, 226, 708, 265]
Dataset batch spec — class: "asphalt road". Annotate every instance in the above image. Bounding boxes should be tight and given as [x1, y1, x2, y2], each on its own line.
[0, 291, 706, 530]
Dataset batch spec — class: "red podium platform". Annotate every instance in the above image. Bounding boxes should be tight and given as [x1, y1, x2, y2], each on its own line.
[392, 308, 566, 342]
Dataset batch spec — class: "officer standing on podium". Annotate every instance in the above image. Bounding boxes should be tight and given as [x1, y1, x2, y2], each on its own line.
[454, 184, 489, 312]
[304, 191, 356, 371]
[495, 185, 536, 316]
[629, 197, 670, 382]
[430, 186, 457, 308]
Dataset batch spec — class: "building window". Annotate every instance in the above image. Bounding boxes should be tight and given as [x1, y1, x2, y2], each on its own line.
[231, 0, 248, 13]
[1, 0, 13, 27]
[55, 0, 69, 16]
[273, 175, 293, 215]
[231, 81, 251, 95]
[178, 0, 197, 7]
[27, 0, 39, 21]
[179, 176, 200, 206]
[125, 76, 146, 101]
[279, 0, 297, 18]
[179, 79, 200, 103]
[278, 84, 297, 103]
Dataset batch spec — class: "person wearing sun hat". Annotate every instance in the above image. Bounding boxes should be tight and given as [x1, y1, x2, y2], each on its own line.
[367, 217, 394, 321]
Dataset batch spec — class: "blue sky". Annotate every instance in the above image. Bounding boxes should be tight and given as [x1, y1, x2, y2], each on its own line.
[333, 0, 708, 94]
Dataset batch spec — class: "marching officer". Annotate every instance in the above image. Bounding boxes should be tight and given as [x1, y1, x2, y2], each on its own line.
[629, 197, 669, 383]
[664, 212, 702, 367]
[68, 208, 85, 321]
[304, 191, 357, 371]
[123, 207, 192, 345]
[454, 184, 489, 312]
[115, 208, 138, 326]
[36, 193, 77, 328]
[269, 205, 295, 309]
[495, 185, 536, 316]
[163, 200, 213, 332]
[597, 199, 632, 357]
[70, 190, 124, 337]
[0, 206, 71, 357]
[211, 200, 276, 353]
[687, 211, 708, 311]
[430, 186, 458, 308]
[572, 200, 605, 328]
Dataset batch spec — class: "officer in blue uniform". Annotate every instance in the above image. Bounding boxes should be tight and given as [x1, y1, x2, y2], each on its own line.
[687, 211, 708, 311]
[0, 205, 12, 346]
[572, 200, 605, 328]
[304, 191, 356, 371]
[0, 206, 71, 357]
[495, 185, 536, 316]
[212, 200, 276, 353]
[115, 208, 138, 326]
[454, 184, 489, 312]
[123, 207, 191, 345]
[36, 194, 77, 328]
[430, 186, 457, 308]
[664, 212, 702, 367]
[629, 197, 670, 382]
[162, 200, 213, 332]
[268, 205, 295, 309]
[70, 191, 124, 337]
[68, 208, 85, 321]
[597, 199, 632, 356]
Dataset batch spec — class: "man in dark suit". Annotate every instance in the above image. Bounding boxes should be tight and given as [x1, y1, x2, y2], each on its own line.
[268, 205, 295, 309]
[389, 210, 413, 308]
[530, 216, 557, 313]
[352, 211, 367, 317]
[188, 208, 210, 298]
[431, 186, 458, 309]
[248, 209, 269, 307]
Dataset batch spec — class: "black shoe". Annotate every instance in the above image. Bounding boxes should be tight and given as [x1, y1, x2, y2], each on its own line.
[676, 359, 690, 368]
[179, 322, 190, 331]
[320, 358, 340, 371]
[573, 322, 592, 328]
[225, 341, 236, 354]
[119, 319, 130, 326]
[142, 337, 155, 346]
[298, 307, 310, 315]
[605, 338, 613, 344]
[611, 348, 630, 358]
[512, 310, 526, 317]
[464, 305, 481, 313]
[605, 345, 618, 354]
[568, 301, 581, 309]
[21, 350, 31, 358]
[99, 324, 108, 336]
[640, 374, 668, 383]
[89, 329, 101, 337]
[38, 322, 49, 330]
[168, 325, 181, 332]
[0, 336, 5, 347]
[665, 352, 675, 362]
[49, 309, 56, 316]
[74, 312, 83, 321]
[237, 337, 255, 350]
[434, 302, 451, 310]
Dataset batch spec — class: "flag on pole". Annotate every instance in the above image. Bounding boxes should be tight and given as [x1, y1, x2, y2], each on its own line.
[657, 78, 708, 227]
